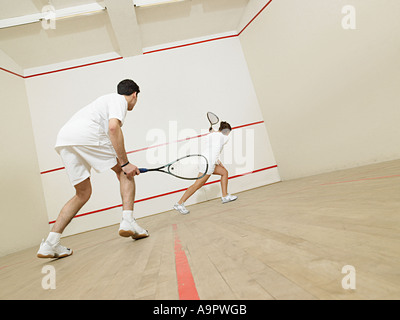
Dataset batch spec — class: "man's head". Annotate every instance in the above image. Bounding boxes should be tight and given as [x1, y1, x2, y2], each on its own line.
[219, 121, 232, 135]
[118, 79, 140, 111]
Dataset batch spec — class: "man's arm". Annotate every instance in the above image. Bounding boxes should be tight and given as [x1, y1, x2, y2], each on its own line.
[109, 118, 139, 177]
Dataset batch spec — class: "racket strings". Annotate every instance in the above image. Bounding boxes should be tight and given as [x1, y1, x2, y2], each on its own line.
[207, 112, 219, 125]
[168, 155, 208, 180]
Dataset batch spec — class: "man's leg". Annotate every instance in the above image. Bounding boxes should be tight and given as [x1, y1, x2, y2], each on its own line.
[52, 178, 92, 233]
[37, 178, 91, 258]
[112, 163, 148, 239]
[112, 163, 135, 210]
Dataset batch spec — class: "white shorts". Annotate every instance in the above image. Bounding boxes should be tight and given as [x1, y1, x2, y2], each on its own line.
[198, 157, 217, 175]
[56, 145, 118, 186]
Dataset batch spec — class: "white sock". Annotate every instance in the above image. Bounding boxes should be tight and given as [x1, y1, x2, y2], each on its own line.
[122, 210, 134, 222]
[46, 232, 61, 245]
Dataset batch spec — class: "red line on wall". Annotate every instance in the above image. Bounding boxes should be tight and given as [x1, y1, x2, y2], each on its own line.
[48, 164, 278, 224]
[24, 57, 123, 78]
[40, 167, 65, 174]
[232, 120, 264, 130]
[143, 0, 274, 55]
[0, 67, 25, 78]
[40, 120, 265, 175]
[173, 223, 200, 300]
[126, 133, 209, 155]
[0, 57, 123, 79]
[237, 0, 273, 36]
[143, 34, 238, 55]
[1, 1, 273, 78]
[49, 204, 124, 224]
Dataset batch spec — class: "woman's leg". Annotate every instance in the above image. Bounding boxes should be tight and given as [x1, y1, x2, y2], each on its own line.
[177, 173, 210, 204]
[213, 164, 229, 197]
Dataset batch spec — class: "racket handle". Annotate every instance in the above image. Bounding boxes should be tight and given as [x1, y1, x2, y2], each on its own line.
[139, 168, 148, 173]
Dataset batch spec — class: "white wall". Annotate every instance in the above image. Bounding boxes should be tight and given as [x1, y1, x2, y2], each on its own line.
[239, 0, 400, 180]
[25, 36, 280, 237]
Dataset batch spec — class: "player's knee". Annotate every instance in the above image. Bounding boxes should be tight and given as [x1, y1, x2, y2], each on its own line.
[76, 185, 92, 202]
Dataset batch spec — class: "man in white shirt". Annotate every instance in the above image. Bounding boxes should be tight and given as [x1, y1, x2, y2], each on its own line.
[37, 79, 149, 259]
[173, 121, 238, 214]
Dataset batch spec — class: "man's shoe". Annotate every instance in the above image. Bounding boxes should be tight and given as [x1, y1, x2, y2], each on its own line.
[37, 240, 73, 259]
[119, 219, 149, 240]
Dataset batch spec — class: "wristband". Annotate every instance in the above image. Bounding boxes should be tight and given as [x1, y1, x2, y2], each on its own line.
[121, 161, 130, 168]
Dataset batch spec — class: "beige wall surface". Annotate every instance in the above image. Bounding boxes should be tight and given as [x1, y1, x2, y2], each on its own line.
[240, 0, 400, 180]
[0, 71, 49, 257]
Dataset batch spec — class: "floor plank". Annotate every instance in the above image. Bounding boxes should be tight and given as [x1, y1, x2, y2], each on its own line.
[1, 159, 399, 299]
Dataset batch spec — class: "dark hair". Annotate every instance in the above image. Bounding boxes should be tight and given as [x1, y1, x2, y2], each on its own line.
[117, 79, 140, 96]
[219, 121, 232, 131]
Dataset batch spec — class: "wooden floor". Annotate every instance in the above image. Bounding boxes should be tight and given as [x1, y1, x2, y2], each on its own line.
[1, 160, 400, 300]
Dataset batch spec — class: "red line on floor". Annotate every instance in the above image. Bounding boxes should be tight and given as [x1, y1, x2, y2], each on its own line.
[320, 174, 400, 186]
[172, 224, 200, 300]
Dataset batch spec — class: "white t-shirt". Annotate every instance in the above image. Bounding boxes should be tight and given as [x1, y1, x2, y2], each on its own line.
[55, 93, 128, 147]
[202, 131, 230, 166]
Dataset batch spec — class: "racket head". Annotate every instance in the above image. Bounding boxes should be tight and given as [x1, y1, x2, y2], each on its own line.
[207, 111, 219, 130]
[167, 154, 208, 180]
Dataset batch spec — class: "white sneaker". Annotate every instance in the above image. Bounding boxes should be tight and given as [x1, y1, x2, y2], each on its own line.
[173, 203, 190, 214]
[119, 218, 149, 240]
[37, 240, 73, 259]
[221, 194, 238, 204]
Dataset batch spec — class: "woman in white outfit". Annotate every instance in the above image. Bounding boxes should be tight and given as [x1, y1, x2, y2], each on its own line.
[173, 121, 238, 214]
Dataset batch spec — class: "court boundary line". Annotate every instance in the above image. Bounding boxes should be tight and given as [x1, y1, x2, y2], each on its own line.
[320, 174, 400, 186]
[0, 1, 274, 78]
[48, 165, 278, 224]
[40, 120, 265, 175]
[173, 224, 200, 300]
